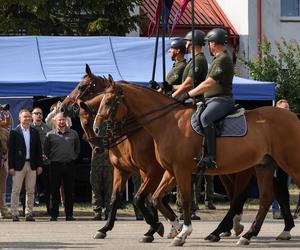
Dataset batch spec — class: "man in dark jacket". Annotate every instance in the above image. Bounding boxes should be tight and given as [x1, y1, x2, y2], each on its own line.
[8, 108, 43, 222]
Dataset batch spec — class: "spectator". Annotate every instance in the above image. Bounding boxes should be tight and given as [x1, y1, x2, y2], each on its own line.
[195, 175, 216, 210]
[272, 99, 291, 219]
[31, 107, 51, 215]
[8, 108, 43, 222]
[44, 112, 80, 221]
[0, 106, 12, 219]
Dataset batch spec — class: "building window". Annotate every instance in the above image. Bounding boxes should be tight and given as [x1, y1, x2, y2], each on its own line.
[281, 0, 300, 16]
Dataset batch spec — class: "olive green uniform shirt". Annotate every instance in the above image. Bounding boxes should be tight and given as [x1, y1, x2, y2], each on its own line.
[166, 59, 187, 86]
[205, 50, 233, 98]
[182, 53, 208, 86]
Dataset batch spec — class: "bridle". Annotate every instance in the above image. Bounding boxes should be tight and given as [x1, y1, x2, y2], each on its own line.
[96, 85, 181, 149]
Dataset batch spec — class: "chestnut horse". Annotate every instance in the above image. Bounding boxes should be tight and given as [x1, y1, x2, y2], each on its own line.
[94, 78, 300, 246]
[60, 65, 174, 242]
[85, 88, 294, 243]
[69, 69, 293, 244]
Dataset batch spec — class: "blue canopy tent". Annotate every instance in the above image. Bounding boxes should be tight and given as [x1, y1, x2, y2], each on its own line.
[0, 36, 275, 100]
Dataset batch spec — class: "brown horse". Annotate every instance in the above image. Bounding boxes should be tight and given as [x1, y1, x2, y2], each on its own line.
[76, 72, 294, 244]
[86, 87, 294, 243]
[60, 65, 174, 242]
[94, 78, 300, 246]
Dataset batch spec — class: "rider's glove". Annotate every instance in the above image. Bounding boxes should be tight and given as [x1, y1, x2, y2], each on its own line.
[159, 81, 173, 92]
[174, 92, 190, 104]
[149, 80, 159, 90]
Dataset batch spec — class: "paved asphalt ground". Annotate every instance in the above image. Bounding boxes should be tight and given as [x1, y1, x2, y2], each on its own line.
[1, 212, 300, 250]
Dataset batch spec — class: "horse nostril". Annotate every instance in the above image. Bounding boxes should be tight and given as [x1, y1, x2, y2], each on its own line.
[60, 107, 65, 113]
[94, 127, 99, 135]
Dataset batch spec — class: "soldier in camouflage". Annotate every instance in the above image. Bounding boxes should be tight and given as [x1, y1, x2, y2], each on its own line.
[90, 147, 113, 220]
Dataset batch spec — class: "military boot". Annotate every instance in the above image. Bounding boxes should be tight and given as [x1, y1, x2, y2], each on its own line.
[196, 125, 217, 169]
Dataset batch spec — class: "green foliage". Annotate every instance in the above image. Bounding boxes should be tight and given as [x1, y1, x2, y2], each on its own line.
[240, 38, 300, 113]
[0, 0, 142, 35]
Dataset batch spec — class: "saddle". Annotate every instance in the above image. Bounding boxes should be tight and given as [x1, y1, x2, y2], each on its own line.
[190, 103, 248, 137]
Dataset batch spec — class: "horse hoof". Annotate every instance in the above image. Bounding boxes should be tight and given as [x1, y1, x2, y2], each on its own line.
[276, 231, 291, 240]
[93, 231, 106, 239]
[167, 227, 178, 239]
[236, 236, 249, 245]
[234, 225, 244, 236]
[156, 222, 164, 237]
[171, 236, 185, 246]
[139, 235, 154, 243]
[204, 234, 220, 242]
[220, 231, 231, 237]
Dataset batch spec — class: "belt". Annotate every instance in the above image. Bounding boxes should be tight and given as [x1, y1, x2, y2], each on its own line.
[25, 159, 30, 162]
[52, 161, 73, 166]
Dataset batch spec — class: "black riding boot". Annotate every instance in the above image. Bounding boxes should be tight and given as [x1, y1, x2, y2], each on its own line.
[197, 125, 217, 169]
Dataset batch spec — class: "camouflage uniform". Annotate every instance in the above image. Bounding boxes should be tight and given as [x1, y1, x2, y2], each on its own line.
[31, 122, 51, 214]
[131, 173, 143, 219]
[90, 147, 113, 219]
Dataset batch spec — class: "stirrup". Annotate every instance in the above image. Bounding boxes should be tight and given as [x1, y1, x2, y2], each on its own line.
[195, 156, 217, 169]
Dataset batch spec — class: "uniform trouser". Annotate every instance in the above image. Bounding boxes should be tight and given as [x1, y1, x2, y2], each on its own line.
[10, 162, 36, 216]
[90, 151, 113, 216]
[200, 97, 235, 127]
[0, 160, 9, 215]
[177, 176, 199, 213]
[194, 175, 214, 202]
[272, 167, 289, 213]
[132, 173, 143, 217]
[50, 161, 75, 218]
[39, 164, 50, 213]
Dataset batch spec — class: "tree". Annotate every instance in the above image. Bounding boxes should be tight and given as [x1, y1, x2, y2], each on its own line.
[240, 38, 300, 113]
[0, 0, 142, 35]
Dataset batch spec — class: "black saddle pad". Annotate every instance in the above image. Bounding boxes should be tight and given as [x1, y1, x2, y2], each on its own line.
[191, 110, 248, 137]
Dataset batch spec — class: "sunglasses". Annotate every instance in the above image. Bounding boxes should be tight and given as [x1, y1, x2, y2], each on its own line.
[32, 112, 42, 115]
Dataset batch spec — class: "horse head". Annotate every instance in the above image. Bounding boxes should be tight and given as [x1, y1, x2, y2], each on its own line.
[93, 75, 128, 137]
[60, 64, 106, 117]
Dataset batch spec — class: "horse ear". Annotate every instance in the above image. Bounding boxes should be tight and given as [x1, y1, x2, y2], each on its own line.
[108, 74, 115, 88]
[103, 76, 110, 87]
[86, 64, 92, 76]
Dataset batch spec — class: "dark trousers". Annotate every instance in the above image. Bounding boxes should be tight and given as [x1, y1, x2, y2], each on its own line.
[39, 164, 51, 214]
[50, 161, 76, 218]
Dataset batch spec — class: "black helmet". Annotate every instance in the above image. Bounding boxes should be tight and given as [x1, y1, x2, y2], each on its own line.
[184, 30, 205, 46]
[170, 38, 186, 52]
[205, 28, 228, 45]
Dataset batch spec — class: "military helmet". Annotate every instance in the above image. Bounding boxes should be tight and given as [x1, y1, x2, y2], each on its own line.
[170, 38, 186, 52]
[184, 30, 205, 46]
[205, 28, 228, 45]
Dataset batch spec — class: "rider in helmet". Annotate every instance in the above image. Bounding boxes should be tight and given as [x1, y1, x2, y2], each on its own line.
[172, 30, 208, 99]
[157, 38, 187, 94]
[175, 28, 235, 169]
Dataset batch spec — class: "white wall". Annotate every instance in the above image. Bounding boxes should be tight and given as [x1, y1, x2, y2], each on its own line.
[262, 0, 300, 43]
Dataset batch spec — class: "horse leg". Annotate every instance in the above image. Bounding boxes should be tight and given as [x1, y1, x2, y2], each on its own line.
[171, 170, 193, 247]
[151, 171, 183, 239]
[237, 164, 273, 245]
[206, 172, 252, 242]
[94, 168, 130, 239]
[273, 170, 294, 240]
[134, 173, 165, 243]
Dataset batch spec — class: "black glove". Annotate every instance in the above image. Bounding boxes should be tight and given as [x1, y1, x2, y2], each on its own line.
[174, 92, 190, 104]
[149, 80, 159, 90]
[160, 81, 173, 92]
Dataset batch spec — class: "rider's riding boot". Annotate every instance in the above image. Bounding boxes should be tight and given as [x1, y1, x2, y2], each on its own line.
[197, 125, 217, 169]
